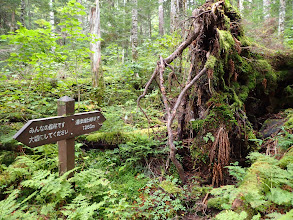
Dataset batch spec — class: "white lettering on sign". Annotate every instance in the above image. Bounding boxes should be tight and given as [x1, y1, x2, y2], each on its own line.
[28, 129, 68, 144]
[82, 124, 95, 131]
[75, 116, 100, 125]
[29, 122, 65, 134]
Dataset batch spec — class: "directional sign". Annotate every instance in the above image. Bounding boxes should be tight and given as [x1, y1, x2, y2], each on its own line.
[14, 111, 106, 147]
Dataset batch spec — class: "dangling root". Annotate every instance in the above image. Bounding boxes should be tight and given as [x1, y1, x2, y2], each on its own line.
[209, 125, 230, 186]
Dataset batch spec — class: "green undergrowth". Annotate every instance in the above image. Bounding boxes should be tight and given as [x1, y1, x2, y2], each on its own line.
[0, 135, 198, 219]
[208, 152, 293, 219]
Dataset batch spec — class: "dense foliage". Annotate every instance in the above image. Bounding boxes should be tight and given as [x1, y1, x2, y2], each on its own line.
[0, 0, 292, 219]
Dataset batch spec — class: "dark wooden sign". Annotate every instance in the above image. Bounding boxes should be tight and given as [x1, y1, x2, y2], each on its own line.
[13, 96, 106, 176]
[13, 111, 106, 147]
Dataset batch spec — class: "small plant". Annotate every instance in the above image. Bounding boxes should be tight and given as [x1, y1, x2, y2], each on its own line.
[203, 132, 215, 143]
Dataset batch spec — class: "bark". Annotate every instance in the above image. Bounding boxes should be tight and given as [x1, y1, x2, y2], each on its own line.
[170, 0, 178, 32]
[20, 0, 25, 27]
[90, 0, 103, 88]
[263, 0, 270, 20]
[49, 0, 55, 31]
[159, 0, 164, 35]
[148, 13, 152, 39]
[28, 0, 31, 29]
[178, 0, 186, 15]
[278, 0, 286, 35]
[77, 0, 83, 24]
[239, 0, 244, 13]
[10, 10, 16, 32]
[131, 0, 138, 60]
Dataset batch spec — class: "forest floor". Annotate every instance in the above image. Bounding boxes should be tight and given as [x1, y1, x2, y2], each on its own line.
[0, 77, 292, 219]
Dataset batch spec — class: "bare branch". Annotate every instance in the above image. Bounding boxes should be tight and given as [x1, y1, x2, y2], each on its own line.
[137, 66, 159, 125]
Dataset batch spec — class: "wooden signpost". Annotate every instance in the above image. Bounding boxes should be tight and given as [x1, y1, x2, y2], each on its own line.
[13, 96, 106, 175]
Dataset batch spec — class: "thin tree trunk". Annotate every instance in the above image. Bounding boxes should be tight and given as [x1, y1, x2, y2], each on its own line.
[159, 0, 164, 35]
[278, 0, 286, 35]
[28, 0, 31, 29]
[131, 0, 138, 61]
[77, 0, 83, 24]
[170, 0, 177, 32]
[122, 0, 127, 63]
[20, 0, 25, 27]
[49, 0, 55, 31]
[263, 0, 270, 20]
[148, 13, 152, 39]
[239, 0, 244, 13]
[90, 0, 103, 88]
[10, 10, 16, 32]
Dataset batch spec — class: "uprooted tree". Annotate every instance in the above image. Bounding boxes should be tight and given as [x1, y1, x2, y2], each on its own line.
[138, 0, 293, 184]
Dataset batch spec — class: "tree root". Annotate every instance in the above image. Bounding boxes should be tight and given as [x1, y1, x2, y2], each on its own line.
[137, 1, 224, 183]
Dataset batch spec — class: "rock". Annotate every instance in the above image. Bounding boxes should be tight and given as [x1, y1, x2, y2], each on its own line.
[260, 118, 286, 138]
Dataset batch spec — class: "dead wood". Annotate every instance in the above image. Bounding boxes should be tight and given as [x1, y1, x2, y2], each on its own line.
[137, 0, 230, 183]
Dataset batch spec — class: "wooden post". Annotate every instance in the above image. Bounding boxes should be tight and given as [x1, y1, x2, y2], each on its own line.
[57, 96, 75, 176]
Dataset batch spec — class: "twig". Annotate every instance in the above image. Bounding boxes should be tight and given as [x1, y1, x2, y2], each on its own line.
[137, 66, 159, 127]
[202, 192, 210, 204]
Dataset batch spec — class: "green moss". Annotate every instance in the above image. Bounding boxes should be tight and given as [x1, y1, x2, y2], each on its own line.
[284, 109, 293, 129]
[237, 36, 251, 47]
[208, 197, 229, 210]
[218, 29, 235, 52]
[238, 86, 250, 102]
[86, 131, 129, 145]
[215, 210, 248, 220]
[255, 60, 272, 72]
[278, 148, 293, 168]
[223, 0, 232, 9]
[159, 180, 182, 194]
[205, 55, 217, 70]
[86, 127, 167, 145]
[223, 14, 231, 30]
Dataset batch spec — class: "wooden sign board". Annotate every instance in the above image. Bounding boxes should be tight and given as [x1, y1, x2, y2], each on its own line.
[14, 111, 106, 147]
[14, 96, 106, 176]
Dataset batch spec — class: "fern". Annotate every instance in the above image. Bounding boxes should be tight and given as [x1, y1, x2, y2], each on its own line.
[0, 190, 20, 218]
[226, 162, 246, 182]
[215, 210, 248, 220]
[62, 194, 104, 220]
[209, 152, 293, 216]
[268, 188, 293, 206]
[70, 168, 109, 199]
[21, 169, 74, 203]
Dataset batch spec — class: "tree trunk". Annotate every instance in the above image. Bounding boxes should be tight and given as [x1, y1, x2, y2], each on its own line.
[170, 0, 178, 32]
[239, 0, 244, 13]
[131, 0, 138, 61]
[263, 0, 270, 20]
[10, 10, 16, 32]
[278, 0, 286, 35]
[147, 13, 152, 39]
[90, 0, 103, 89]
[178, 0, 186, 15]
[77, 0, 83, 25]
[49, 0, 55, 31]
[20, 0, 25, 27]
[28, 0, 31, 29]
[122, 0, 127, 63]
[159, 0, 164, 36]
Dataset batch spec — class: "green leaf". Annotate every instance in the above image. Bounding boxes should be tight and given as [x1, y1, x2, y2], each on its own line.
[268, 188, 293, 205]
